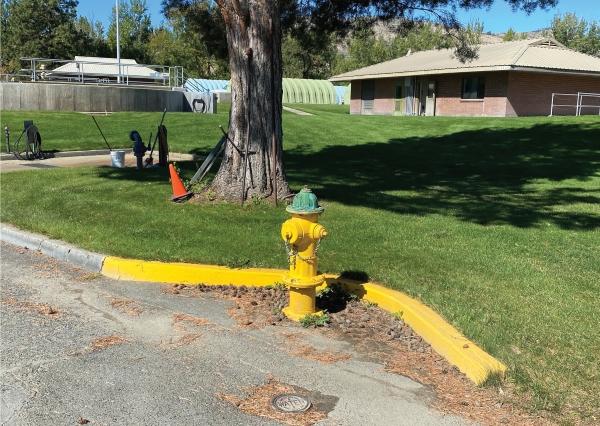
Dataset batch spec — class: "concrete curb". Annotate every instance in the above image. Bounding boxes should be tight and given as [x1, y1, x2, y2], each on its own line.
[0, 149, 203, 161]
[100, 256, 508, 385]
[1, 223, 507, 385]
[0, 224, 106, 273]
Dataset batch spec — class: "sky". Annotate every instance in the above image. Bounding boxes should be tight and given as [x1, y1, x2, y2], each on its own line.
[76, 0, 599, 35]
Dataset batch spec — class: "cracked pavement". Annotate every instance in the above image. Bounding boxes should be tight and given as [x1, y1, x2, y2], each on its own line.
[0, 242, 470, 426]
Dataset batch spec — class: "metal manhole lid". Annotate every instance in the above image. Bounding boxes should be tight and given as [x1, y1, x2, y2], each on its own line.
[271, 393, 311, 413]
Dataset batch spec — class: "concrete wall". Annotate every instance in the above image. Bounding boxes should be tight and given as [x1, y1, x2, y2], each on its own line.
[0, 82, 185, 112]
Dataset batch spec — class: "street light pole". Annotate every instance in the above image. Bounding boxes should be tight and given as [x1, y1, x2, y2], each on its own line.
[116, 0, 121, 83]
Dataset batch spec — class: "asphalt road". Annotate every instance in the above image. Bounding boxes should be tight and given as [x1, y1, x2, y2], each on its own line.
[0, 242, 469, 426]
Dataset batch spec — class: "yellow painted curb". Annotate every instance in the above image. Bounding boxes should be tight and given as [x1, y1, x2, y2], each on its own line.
[101, 256, 506, 384]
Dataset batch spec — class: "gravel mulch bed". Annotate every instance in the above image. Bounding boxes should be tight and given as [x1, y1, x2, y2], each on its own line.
[163, 283, 556, 426]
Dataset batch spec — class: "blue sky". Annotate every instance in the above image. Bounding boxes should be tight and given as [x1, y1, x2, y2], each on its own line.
[77, 0, 599, 35]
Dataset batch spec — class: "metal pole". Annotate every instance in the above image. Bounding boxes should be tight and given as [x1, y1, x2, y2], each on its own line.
[269, 19, 277, 206]
[4, 125, 10, 153]
[116, 0, 121, 84]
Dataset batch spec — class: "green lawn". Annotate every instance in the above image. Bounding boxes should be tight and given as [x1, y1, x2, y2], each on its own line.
[1, 106, 599, 424]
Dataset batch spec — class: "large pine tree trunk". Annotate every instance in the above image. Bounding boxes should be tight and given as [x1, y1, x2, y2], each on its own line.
[210, 0, 290, 202]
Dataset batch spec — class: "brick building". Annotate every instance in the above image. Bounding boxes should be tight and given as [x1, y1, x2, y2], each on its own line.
[329, 38, 600, 117]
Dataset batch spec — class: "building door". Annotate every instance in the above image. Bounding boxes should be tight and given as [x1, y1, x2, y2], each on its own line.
[425, 81, 436, 116]
[393, 82, 403, 116]
[418, 81, 427, 115]
[361, 80, 375, 115]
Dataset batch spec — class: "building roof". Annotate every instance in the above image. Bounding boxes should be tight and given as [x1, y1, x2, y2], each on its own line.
[329, 38, 600, 81]
[48, 56, 167, 79]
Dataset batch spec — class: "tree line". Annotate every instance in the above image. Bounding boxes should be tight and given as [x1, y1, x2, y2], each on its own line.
[2, 1, 597, 81]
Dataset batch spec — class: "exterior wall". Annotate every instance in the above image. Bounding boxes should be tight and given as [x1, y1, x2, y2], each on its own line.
[435, 72, 509, 117]
[506, 71, 600, 116]
[373, 79, 395, 114]
[349, 72, 511, 116]
[350, 81, 362, 114]
[0, 82, 185, 112]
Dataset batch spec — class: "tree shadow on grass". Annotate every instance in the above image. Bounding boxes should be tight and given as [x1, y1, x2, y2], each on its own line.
[284, 122, 600, 230]
[94, 161, 202, 184]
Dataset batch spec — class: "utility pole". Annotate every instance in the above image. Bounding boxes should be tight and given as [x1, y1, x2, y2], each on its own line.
[116, 0, 121, 84]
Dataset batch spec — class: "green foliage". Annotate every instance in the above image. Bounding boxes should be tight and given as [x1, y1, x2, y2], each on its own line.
[316, 282, 357, 307]
[551, 13, 600, 57]
[332, 20, 483, 76]
[299, 310, 330, 328]
[282, 29, 337, 79]
[391, 311, 404, 319]
[1, 0, 88, 74]
[106, 0, 153, 63]
[265, 282, 287, 290]
[159, 1, 229, 78]
[503, 28, 528, 41]
[75, 17, 111, 57]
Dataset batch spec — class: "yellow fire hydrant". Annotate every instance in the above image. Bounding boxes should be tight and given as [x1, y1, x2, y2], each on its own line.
[281, 186, 328, 321]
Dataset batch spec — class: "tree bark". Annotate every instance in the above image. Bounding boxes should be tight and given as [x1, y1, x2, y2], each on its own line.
[210, 0, 291, 202]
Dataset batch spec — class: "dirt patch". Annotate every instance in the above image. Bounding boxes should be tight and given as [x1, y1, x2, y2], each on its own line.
[163, 283, 557, 426]
[109, 298, 143, 316]
[91, 335, 127, 351]
[217, 377, 327, 426]
[1, 297, 62, 318]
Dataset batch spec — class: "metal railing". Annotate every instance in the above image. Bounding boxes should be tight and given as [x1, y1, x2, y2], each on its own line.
[550, 92, 600, 116]
[18, 57, 172, 87]
[5, 57, 217, 95]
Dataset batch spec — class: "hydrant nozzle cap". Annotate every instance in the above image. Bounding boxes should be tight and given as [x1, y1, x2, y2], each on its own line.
[286, 186, 324, 215]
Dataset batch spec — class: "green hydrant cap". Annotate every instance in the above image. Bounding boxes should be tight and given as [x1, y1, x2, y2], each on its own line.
[286, 186, 324, 215]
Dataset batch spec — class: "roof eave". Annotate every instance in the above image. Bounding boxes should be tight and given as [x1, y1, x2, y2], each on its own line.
[329, 65, 600, 81]
[329, 66, 513, 81]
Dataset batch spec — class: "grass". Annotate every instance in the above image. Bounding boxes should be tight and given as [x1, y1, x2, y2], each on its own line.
[1, 106, 599, 424]
[1, 105, 232, 154]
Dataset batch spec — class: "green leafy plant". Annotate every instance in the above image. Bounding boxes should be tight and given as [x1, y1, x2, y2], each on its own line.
[392, 310, 404, 319]
[361, 300, 378, 308]
[299, 310, 330, 328]
[266, 282, 287, 290]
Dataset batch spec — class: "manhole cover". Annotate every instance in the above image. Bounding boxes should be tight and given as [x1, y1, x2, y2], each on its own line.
[271, 393, 311, 413]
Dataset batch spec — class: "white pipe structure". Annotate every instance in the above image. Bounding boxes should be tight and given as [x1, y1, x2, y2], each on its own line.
[116, 0, 121, 84]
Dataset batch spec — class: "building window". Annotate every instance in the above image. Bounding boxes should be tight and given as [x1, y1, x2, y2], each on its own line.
[462, 77, 485, 99]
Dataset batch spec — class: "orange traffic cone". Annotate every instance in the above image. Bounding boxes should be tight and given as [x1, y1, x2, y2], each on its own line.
[169, 164, 192, 202]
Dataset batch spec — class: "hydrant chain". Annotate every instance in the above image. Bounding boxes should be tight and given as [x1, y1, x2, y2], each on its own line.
[285, 238, 322, 264]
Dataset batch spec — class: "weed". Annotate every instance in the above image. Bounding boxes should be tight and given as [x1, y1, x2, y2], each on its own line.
[205, 188, 217, 201]
[299, 310, 330, 328]
[361, 300, 378, 308]
[251, 193, 270, 207]
[265, 282, 287, 290]
[316, 282, 357, 310]
[392, 310, 404, 319]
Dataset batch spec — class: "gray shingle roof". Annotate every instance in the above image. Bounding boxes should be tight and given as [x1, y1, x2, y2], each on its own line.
[329, 38, 600, 81]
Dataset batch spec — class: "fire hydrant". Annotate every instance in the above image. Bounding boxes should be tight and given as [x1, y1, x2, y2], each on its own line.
[130, 130, 148, 169]
[281, 186, 328, 321]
